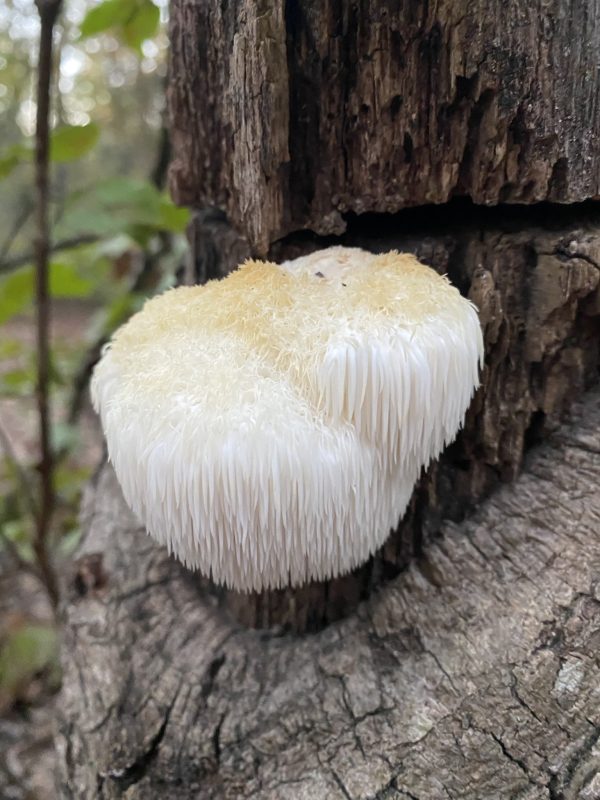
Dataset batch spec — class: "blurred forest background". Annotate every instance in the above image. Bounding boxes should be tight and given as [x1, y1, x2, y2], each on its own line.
[0, 2, 188, 795]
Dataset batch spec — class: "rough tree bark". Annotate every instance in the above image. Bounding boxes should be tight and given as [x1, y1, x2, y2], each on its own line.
[58, 1, 600, 796]
[169, 0, 600, 253]
[58, 391, 600, 798]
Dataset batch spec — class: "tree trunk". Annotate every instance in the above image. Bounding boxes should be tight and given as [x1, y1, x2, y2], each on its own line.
[58, 1, 600, 796]
[168, 0, 600, 253]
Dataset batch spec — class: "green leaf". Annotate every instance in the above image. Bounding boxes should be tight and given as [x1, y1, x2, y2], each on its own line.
[158, 198, 190, 233]
[50, 124, 100, 163]
[0, 151, 22, 180]
[79, 0, 134, 37]
[80, 0, 159, 51]
[0, 368, 34, 397]
[58, 178, 184, 241]
[57, 207, 125, 238]
[0, 267, 34, 324]
[123, 0, 160, 50]
[48, 355, 66, 387]
[0, 339, 24, 358]
[55, 464, 92, 501]
[94, 176, 159, 207]
[0, 519, 33, 563]
[0, 261, 94, 326]
[0, 143, 32, 180]
[50, 261, 95, 298]
[0, 623, 60, 707]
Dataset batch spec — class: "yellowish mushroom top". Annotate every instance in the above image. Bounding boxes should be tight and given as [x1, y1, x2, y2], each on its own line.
[108, 248, 476, 424]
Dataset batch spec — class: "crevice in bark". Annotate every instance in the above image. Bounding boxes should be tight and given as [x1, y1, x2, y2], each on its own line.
[99, 698, 176, 793]
[169, 0, 600, 251]
[270, 197, 600, 257]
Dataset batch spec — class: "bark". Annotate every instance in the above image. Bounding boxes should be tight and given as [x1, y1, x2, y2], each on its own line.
[168, 0, 600, 253]
[57, 389, 600, 799]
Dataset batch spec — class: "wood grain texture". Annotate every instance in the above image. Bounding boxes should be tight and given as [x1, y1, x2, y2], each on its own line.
[168, 0, 600, 252]
[57, 389, 600, 799]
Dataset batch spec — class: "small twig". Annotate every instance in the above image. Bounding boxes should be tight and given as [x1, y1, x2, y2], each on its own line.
[0, 233, 99, 274]
[33, 0, 63, 609]
[0, 199, 34, 265]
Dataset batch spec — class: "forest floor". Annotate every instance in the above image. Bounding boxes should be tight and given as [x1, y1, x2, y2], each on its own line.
[0, 302, 103, 800]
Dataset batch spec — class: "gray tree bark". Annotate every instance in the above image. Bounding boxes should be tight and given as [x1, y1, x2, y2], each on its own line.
[58, 1, 600, 795]
[57, 390, 600, 798]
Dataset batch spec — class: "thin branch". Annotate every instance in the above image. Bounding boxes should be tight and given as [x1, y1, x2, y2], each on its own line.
[0, 233, 99, 274]
[33, 0, 63, 609]
[0, 199, 34, 265]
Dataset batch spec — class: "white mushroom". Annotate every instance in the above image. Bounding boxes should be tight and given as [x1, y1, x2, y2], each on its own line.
[91, 247, 483, 591]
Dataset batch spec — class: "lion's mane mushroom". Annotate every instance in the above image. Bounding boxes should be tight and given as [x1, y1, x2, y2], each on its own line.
[91, 247, 483, 592]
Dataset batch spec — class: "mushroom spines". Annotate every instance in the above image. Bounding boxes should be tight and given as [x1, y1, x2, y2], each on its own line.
[92, 247, 483, 591]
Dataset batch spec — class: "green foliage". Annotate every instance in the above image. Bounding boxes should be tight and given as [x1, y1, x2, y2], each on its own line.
[0, 0, 187, 715]
[0, 622, 60, 709]
[0, 339, 24, 359]
[50, 262, 95, 297]
[0, 143, 31, 179]
[0, 267, 33, 324]
[0, 367, 33, 397]
[50, 123, 100, 163]
[58, 177, 190, 243]
[51, 421, 79, 455]
[0, 125, 100, 182]
[79, 0, 133, 37]
[0, 262, 96, 326]
[80, 0, 160, 52]
[123, 1, 161, 50]
[0, 517, 33, 562]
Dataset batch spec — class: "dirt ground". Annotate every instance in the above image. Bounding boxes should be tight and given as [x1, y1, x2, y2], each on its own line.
[0, 301, 103, 799]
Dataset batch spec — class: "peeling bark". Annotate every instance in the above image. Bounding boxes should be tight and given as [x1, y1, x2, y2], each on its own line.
[57, 390, 600, 798]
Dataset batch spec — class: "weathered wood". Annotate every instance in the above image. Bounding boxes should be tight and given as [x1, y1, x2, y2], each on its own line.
[168, 0, 600, 252]
[57, 389, 600, 798]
